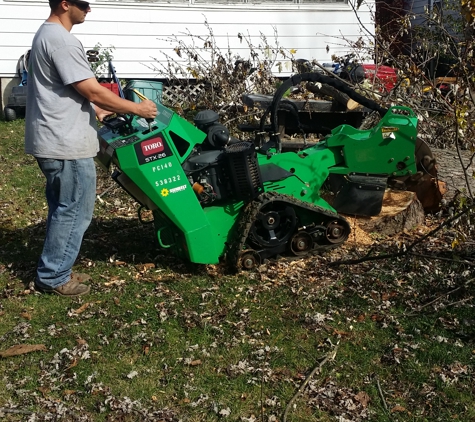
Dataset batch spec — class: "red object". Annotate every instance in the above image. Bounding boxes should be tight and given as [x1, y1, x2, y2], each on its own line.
[99, 82, 119, 95]
[361, 64, 397, 92]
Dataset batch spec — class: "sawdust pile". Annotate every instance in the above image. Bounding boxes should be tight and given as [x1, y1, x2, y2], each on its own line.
[344, 217, 376, 246]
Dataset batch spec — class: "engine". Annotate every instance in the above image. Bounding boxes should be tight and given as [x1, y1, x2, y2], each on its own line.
[182, 110, 263, 206]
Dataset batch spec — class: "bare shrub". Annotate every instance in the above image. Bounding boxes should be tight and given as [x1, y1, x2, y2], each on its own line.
[148, 19, 295, 131]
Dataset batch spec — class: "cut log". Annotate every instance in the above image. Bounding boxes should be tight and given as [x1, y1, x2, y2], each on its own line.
[305, 82, 350, 109]
[347, 98, 362, 111]
[352, 190, 425, 237]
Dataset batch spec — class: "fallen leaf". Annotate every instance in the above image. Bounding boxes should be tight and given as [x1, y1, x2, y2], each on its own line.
[136, 263, 155, 271]
[104, 279, 125, 287]
[73, 303, 90, 314]
[127, 370, 139, 379]
[391, 405, 406, 413]
[66, 358, 78, 370]
[38, 386, 50, 397]
[20, 312, 32, 320]
[355, 391, 370, 407]
[76, 338, 87, 346]
[371, 314, 384, 322]
[63, 390, 76, 396]
[333, 329, 350, 336]
[189, 359, 202, 366]
[114, 261, 126, 266]
[0, 344, 47, 358]
[219, 408, 231, 416]
[382, 291, 398, 301]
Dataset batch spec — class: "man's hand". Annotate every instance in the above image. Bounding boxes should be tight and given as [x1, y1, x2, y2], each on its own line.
[94, 104, 115, 122]
[135, 99, 157, 119]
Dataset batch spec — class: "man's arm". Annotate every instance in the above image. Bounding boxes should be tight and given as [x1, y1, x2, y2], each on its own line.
[73, 77, 157, 119]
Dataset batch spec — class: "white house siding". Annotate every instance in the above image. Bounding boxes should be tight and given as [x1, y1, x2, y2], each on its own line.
[0, 0, 374, 79]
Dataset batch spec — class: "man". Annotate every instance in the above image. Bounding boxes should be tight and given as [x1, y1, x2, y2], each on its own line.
[25, 0, 157, 297]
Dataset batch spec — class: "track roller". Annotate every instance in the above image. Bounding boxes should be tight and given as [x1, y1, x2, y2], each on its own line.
[290, 231, 313, 256]
[325, 220, 349, 244]
[239, 250, 261, 270]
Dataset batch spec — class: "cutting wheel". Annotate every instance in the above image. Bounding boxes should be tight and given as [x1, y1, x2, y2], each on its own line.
[390, 137, 444, 212]
[414, 137, 437, 177]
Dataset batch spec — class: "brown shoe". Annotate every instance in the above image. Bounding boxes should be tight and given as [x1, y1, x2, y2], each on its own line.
[70, 272, 92, 283]
[36, 278, 90, 297]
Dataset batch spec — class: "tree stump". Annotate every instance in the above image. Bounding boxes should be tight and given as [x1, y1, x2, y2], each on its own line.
[351, 190, 425, 237]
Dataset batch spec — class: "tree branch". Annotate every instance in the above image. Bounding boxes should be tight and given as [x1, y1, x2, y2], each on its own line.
[282, 343, 339, 422]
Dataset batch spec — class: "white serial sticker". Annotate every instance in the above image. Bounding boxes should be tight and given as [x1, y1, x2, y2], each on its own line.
[169, 185, 187, 193]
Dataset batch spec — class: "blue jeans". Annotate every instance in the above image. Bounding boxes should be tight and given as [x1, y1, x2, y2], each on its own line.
[35, 158, 96, 289]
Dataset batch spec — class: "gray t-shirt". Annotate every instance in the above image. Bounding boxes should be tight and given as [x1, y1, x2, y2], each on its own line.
[25, 22, 98, 159]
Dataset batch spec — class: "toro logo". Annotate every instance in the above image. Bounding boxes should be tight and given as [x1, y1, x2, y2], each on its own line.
[141, 137, 164, 156]
[135, 135, 172, 165]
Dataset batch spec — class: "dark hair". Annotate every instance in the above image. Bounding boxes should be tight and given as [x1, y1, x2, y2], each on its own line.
[49, 0, 63, 9]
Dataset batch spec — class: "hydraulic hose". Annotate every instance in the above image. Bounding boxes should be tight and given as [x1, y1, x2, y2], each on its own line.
[268, 72, 388, 148]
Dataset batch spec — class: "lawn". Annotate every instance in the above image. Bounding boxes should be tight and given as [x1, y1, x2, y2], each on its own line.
[0, 117, 474, 421]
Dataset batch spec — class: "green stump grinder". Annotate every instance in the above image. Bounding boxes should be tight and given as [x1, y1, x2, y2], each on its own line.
[96, 72, 439, 270]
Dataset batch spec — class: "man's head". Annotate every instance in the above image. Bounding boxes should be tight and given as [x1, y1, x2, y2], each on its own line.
[48, 0, 91, 27]
[49, 0, 90, 10]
